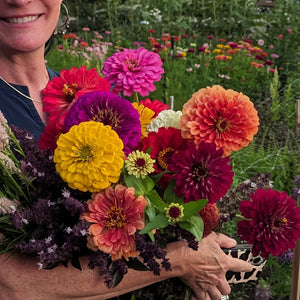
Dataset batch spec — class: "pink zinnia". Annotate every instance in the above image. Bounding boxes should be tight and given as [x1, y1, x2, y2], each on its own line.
[237, 189, 300, 259]
[168, 141, 233, 203]
[81, 185, 147, 261]
[102, 47, 164, 97]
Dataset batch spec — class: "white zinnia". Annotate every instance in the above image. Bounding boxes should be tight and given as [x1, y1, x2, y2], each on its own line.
[147, 110, 183, 133]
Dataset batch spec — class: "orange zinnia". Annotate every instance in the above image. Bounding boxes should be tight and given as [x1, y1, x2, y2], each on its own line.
[180, 85, 259, 156]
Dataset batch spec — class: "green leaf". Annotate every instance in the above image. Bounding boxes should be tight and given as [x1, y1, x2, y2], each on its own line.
[163, 179, 184, 204]
[146, 190, 166, 213]
[123, 166, 155, 195]
[178, 215, 204, 242]
[139, 214, 169, 234]
[181, 199, 208, 220]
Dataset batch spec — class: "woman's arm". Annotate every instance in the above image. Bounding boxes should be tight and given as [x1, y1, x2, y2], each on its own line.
[0, 232, 252, 300]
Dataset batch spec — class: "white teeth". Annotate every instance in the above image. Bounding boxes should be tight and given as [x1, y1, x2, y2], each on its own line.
[6, 15, 39, 24]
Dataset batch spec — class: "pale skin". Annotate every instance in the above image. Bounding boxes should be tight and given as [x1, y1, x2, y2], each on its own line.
[0, 1, 253, 299]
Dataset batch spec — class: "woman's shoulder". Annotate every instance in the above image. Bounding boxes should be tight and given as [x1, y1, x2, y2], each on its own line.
[46, 66, 59, 80]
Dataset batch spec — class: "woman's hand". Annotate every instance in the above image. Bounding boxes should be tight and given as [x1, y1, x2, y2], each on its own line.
[169, 232, 253, 300]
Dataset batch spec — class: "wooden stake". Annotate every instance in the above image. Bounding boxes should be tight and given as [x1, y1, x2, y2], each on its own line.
[296, 100, 300, 137]
[290, 192, 300, 300]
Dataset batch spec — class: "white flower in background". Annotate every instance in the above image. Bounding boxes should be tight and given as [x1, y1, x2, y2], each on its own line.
[147, 110, 183, 132]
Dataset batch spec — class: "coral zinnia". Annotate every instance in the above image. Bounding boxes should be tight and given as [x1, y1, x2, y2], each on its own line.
[81, 184, 147, 260]
[199, 203, 220, 237]
[168, 141, 233, 203]
[53, 121, 124, 192]
[63, 91, 141, 155]
[102, 47, 164, 97]
[42, 66, 110, 130]
[237, 189, 300, 259]
[180, 85, 259, 156]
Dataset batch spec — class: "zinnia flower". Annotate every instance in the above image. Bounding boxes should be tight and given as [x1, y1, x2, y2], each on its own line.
[63, 91, 141, 155]
[139, 99, 169, 117]
[147, 110, 183, 133]
[139, 127, 187, 187]
[132, 102, 155, 139]
[237, 189, 300, 259]
[180, 85, 259, 156]
[42, 66, 110, 130]
[53, 121, 124, 192]
[168, 141, 233, 203]
[81, 184, 147, 260]
[199, 203, 220, 237]
[102, 47, 164, 97]
[125, 150, 155, 178]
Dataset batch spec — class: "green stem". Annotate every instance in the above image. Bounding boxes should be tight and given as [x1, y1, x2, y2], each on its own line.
[235, 214, 250, 222]
[132, 91, 139, 104]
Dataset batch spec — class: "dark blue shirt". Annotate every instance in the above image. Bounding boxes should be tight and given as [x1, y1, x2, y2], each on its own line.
[0, 67, 59, 139]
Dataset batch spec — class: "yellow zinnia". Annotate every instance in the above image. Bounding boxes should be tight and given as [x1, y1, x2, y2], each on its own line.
[54, 121, 124, 192]
[132, 103, 155, 139]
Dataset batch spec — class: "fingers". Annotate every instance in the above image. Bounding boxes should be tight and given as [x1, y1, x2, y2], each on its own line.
[213, 232, 237, 249]
[226, 255, 253, 273]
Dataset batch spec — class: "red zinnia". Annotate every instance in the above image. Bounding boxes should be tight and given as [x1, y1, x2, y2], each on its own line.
[237, 189, 300, 259]
[168, 141, 233, 203]
[180, 85, 259, 156]
[199, 203, 220, 237]
[139, 127, 186, 187]
[139, 98, 169, 118]
[42, 66, 110, 131]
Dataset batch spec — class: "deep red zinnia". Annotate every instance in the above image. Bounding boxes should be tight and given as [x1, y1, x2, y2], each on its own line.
[237, 188, 300, 259]
[168, 141, 233, 203]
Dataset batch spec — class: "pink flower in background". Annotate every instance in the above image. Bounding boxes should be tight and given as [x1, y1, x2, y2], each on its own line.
[271, 53, 279, 59]
[278, 34, 283, 40]
[102, 47, 164, 97]
[258, 39, 264, 46]
[288, 28, 293, 34]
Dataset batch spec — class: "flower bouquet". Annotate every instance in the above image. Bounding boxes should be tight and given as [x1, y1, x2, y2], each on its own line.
[1, 47, 300, 298]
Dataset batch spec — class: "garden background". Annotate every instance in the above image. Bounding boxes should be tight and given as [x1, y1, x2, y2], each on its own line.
[46, 0, 300, 299]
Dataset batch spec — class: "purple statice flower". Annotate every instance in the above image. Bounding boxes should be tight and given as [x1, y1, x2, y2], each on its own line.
[63, 91, 141, 154]
[102, 47, 164, 97]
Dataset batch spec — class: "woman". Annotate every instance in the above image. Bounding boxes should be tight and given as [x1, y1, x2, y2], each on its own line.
[0, 1, 253, 299]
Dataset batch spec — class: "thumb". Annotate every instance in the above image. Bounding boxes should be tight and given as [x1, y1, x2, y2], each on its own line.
[214, 232, 237, 249]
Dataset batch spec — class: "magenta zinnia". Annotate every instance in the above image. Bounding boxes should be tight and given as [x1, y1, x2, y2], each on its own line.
[237, 188, 300, 259]
[81, 185, 147, 260]
[102, 47, 164, 97]
[168, 141, 233, 203]
[180, 85, 259, 156]
[63, 91, 141, 155]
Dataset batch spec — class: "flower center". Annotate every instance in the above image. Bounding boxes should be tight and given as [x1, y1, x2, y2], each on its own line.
[165, 203, 184, 223]
[136, 158, 146, 167]
[193, 164, 209, 179]
[215, 117, 229, 135]
[125, 58, 140, 71]
[92, 108, 120, 129]
[105, 206, 127, 229]
[63, 83, 79, 102]
[157, 147, 176, 170]
[77, 144, 94, 162]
